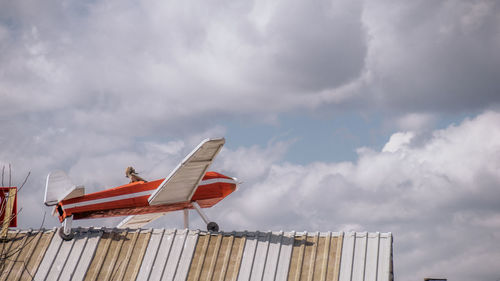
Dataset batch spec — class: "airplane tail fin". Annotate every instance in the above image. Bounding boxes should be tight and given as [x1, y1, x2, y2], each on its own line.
[44, 170, 85, 206]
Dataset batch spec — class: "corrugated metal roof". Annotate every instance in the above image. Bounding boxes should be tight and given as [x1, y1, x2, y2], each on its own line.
[0, 228, 393, 281]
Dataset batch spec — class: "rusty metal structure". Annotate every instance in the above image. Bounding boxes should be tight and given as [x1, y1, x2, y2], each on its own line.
[0, 187, 17, 238]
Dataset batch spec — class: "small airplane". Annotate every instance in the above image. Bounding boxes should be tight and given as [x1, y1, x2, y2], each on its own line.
[44, 138, 237, 240]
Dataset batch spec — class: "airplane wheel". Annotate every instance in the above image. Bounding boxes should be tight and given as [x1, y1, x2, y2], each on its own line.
[207, 222, 219, 232]
[58, 226, 74, 241]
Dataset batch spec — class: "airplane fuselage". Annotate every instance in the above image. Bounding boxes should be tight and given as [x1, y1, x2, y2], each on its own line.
[56, 171, 236, 222]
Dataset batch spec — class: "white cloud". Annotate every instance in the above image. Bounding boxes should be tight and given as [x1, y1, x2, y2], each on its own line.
[216, 111, 500, 281]
[143, 140, 185, 156]
[215, 140, 291, 182]
[382, 131, 415, 152]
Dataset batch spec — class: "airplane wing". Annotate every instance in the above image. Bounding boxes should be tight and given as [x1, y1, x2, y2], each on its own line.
[116, 138, 225, 228]
[148, 137, 225, 205]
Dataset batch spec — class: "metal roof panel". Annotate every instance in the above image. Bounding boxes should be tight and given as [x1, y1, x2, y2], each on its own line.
[1, 228, 392, 281]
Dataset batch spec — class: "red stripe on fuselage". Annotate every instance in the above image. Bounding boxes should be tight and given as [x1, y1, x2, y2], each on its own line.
[61, 180, 161, 205]
[58, 172, 236, 221]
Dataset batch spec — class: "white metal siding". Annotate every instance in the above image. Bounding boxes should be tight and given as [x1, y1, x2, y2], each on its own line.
[2, 228, 392, 281]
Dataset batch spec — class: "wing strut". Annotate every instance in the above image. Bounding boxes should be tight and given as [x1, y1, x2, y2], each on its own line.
[183, 209, 189, 229]
[59, 216, 74, 241]
[192, 201, 219, 232]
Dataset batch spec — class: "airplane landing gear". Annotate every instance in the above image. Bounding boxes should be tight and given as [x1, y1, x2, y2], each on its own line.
[207, 222, 219, 232]
[192, 201, 220, 232]
[59, 216, 74, 241]
[58, 226, 74, 241]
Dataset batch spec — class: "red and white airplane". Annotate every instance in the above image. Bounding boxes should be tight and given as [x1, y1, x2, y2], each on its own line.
[44, 138, 237, 240]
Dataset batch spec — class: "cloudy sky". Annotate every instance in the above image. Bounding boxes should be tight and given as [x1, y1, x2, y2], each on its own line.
[1, 0, 500, 280]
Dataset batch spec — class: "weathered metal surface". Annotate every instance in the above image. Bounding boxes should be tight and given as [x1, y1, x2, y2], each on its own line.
[34, 228, 62, 281]
[1, 229, 392, 281]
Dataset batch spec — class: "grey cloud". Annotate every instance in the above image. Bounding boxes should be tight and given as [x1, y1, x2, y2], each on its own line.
[361, 0, 500, 112]
[265, 0, 366, 92]
[1, 0, 499, 125]
[0, 0, 368, 121]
